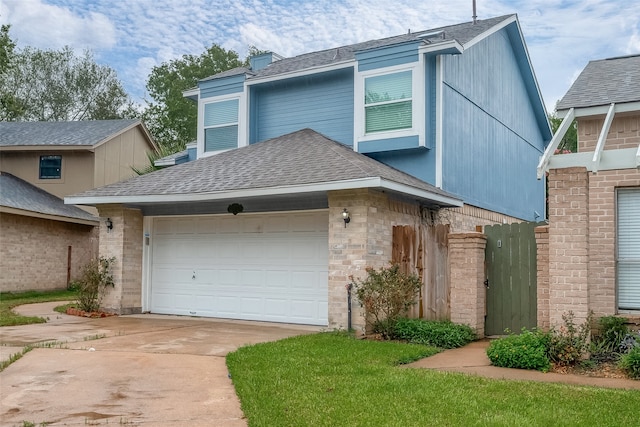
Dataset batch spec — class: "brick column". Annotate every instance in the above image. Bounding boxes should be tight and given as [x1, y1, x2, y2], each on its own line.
[448, 232, 487, 338]
[535, 225, 550, 330]
[547, 167, 589, 327]
[97, 205, 143, 314]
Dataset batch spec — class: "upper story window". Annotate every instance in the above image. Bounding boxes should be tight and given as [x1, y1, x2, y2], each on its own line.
[364, 70, 412, 133]
[204, 98, 239, 152]
[39, 155, 62, 179]
[354, 60, 425, 150]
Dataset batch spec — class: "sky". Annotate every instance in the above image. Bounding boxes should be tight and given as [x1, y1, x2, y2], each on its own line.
[1, 0, 639, 113]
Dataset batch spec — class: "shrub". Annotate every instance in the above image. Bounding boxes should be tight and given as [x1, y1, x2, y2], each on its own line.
[393, 318, 476, 349]
[590, 316, 628, 362]
[352, 264, 421, 338]
[486, 329, 551, 372]
[547, 311, 592, 366]
[75, 257, 115, 312]
[619, 347, 640, 379]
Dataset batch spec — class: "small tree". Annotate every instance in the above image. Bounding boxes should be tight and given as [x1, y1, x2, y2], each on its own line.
[75, 257, 116, 312]
[351, 264, 421, 338]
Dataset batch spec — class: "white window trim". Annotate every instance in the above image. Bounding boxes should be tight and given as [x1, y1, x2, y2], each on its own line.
[197, 92, 247, 159]
[353, 58, 425, 152]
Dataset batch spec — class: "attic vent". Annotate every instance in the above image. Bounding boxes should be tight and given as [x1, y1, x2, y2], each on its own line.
[417, 30, 444, 40]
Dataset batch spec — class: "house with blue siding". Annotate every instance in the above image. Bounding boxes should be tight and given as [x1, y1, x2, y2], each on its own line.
[67, 14, 551, 335]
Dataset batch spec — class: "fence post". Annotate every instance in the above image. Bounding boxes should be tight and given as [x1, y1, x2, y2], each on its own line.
[448, 232, 487, 338]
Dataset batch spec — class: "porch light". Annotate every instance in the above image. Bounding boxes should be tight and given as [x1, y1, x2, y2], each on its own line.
[342, 209, 350, 227]
[105, 218, 113, 232]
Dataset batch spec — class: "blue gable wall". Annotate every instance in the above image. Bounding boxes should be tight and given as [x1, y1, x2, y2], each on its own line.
[440, 27, 547, 220]
[250, 68, 354, 145]
[200, 74, 245, 99]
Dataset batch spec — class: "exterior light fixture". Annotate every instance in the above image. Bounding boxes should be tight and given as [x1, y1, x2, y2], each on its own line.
[342, 208, 350, 227]
[105, 218, 113, 232]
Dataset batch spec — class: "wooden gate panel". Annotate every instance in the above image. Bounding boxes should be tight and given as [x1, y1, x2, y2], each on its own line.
[485, 222, 539, 335]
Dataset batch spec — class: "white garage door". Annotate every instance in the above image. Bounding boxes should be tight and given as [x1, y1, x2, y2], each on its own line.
[149, 211, 329, 325]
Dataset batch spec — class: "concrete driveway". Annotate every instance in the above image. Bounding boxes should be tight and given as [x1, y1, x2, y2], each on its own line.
[0, 302, 321, 426]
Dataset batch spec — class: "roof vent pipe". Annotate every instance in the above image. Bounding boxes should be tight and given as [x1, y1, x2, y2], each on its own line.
[472, 0, 478, 24]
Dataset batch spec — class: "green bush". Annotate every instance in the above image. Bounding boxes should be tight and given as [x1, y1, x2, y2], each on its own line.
[590, 316, 628, 362]
[486, 329, 551, 372]
[619, 347, 640, 379]
[352, 264, 421, 338]
[75, 257, 115, 312]
[547, 311, 591, 366]
[393, 318, 476, 349]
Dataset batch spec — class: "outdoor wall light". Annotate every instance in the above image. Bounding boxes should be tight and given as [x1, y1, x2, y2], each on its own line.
[342, 208, 350, 227]
[105, 218, 113, 232]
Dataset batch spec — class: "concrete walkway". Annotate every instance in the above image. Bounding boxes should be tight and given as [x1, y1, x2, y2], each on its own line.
[407, 340, 640, 390]
[0, 302, 321, 426]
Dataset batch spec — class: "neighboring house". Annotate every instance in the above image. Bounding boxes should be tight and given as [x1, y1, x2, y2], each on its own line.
[0, 119, 158, 292]
[0, 119, 158, 215]
[537, 54, 640, 329]
[67, 15, 551, 333]
[0, 172, 98, 292]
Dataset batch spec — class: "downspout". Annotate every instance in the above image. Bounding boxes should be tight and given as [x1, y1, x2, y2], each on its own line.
[346, 282, 353, 331]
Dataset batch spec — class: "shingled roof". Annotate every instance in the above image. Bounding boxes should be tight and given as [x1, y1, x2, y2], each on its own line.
[0, 119, 144, 148]
[0, 172, 97, 224]
[67, 129, 461, 207]
[203, 15, 514, 82]
[556, 54, 640, 110]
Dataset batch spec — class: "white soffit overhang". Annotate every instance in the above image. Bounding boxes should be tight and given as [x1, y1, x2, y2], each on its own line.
[65, 177, 462, 208]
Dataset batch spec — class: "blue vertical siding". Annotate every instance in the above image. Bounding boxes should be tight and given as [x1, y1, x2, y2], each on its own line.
[250, 68, 354, 145]
[440, 28, 547, 220]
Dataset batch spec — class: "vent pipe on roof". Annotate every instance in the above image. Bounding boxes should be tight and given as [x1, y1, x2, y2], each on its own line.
[472, 0, 478, 24]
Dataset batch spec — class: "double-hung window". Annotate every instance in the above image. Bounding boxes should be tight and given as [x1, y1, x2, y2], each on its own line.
[364, 70, 413, 133]
[204, 98, 239, 152]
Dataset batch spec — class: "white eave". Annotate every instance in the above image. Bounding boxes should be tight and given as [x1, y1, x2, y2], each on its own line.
[65, 177, 462, 208]
[538, 102, 640, 178]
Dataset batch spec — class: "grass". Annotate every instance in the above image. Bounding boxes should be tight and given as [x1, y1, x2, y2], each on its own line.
[0, 289, 76, 327]
[227, 332, 640, 427]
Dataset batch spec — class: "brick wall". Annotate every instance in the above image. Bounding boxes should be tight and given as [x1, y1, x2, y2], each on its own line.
[448, 233, 487, 337]
[578, 115, 640, 152]
[445, 204, 522, 231]
[97, 205, 143, 314]
[327, 189, 421, 332]
[0, 212, 97, 292]
[535, 225, 550, 330]
[542, 165, 640, 327]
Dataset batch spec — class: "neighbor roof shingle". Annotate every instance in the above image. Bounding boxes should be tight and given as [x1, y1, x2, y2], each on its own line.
[0, 172, 97, 222]
[556, 54, 640, 110]
[0, 119, 140, 147]
[69, 129, 459, 205]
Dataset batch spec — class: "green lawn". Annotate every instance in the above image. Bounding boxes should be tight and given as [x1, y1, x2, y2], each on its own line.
[0, 290, 76, 327]
[227, 332, 640, 427]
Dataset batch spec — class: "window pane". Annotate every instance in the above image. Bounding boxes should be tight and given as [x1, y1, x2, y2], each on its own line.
[39, 155, 62, 179]
[365, 71, 412, 105]
[617, 188, 640, 309]
[204, 99, 239, 127]
[365, 100, 412, 133]
[205, 125, 238, 152]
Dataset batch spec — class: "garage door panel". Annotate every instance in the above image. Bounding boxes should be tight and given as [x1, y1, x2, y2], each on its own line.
[150, 212, 328, 325]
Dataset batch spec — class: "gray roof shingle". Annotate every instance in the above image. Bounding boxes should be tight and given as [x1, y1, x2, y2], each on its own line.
[0, 172, 97, 222]
[556, 54, 640, 110]
[69, 129, 459, 205]
[204, 15, 514, 82]
[0, 119, 140, 147]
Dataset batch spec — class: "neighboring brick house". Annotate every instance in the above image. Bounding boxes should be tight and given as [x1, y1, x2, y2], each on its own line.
[537, 54, 640, 328]
[0, 120, 158, 292]
[67, 15, 551, 335]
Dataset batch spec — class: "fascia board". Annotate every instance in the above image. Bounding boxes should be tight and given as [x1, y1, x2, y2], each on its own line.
[559, 102, 640, 118]
[418, 40, 463, 55]
[0, 205, 98, 225]
[244, 60, 354, 86]
[65, 177, 460, 207]
[0, 145, 94, 152]
[547, 148, 640, 171]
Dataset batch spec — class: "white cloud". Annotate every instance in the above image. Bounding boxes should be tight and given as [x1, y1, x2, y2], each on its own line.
[1, 0, 116, 50]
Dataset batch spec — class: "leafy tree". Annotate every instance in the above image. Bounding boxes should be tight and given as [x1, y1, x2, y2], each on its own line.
[0, 24, 24, 121]
[0, 43, 135, 121]
[549, 112, 577, 153]
[142, 44, 244, 153]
